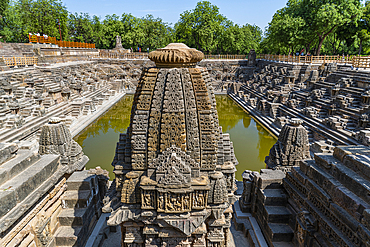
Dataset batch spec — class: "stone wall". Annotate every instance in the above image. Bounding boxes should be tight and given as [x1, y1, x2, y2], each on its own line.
[229, 59, 370, 152]
[0, 61, 137, 143]
[0, 117, 109, 247]
[198, 59, 251, 93]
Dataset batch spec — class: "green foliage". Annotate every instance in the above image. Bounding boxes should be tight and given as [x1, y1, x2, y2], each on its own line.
[0, 0, 68, 42]
[263, 0, 364, 55]
[175, 1, 262, 54]
[175, 1, 227, 53]
[68, 12, 95, 43]
[0, 0, 9, 17]
[1, 0, 261, 54]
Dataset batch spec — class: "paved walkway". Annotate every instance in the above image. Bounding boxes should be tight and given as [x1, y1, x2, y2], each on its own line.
[230, 220, 251, 247]
[0, 60, 96, 75]
[100, 221, 250, 247]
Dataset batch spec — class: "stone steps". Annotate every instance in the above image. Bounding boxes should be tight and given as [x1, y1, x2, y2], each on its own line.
[66, 170, 97, 191]
[261, 189, 287, 206]
[272, 241, 295, 247]
[0, 101, 71, 142]
[55, 170, 99, 247]
[0, 42, 23, 57]
[0, 143, 18, 165]
[54, 226, 82, 246]
[0, 149, 39, 186]
[263, 206, 291, 224]
[266, 223, 294, 242]
[58, 206, 96, 227]
[0, 154, 59, 218]
[238, 82, 361, 145]
[61, 190, 92, 208]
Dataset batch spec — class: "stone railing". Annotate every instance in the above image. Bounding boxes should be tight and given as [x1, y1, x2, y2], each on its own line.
[2, 56, 38, 67]
[260, 54, 370, 69]
[97, 51, 249, 60]
[204, 54, 247, 60]
[98, 51, 149, 59]
[259, 54, 354, 65]
[352, 56, 370, 68]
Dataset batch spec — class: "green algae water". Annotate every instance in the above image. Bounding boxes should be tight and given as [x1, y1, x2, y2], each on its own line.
[215, 95, 277, 180]
[74, 94, 277, 180]
[74, 95, 133, 179]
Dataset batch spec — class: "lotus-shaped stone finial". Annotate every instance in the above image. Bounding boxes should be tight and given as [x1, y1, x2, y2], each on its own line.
[148, 43, 204, 68]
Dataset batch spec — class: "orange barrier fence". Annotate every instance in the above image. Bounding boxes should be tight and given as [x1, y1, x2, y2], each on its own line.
[28, 35, 56, 44]
[2, 56, 38, 67]
[28, 35, 95, 49]
[55, 41, 95, 49]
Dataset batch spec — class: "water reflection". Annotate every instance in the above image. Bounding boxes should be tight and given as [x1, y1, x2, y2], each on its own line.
[216, 95, 277, 180]
[74, 95, 133, 178]
[74, 94, 277, 181]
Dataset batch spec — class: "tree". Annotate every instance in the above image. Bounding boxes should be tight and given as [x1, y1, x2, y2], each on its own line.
[141, 14, 173, 51]
[10, 0, 69, 42]
[175, 1, 227, 53]
[292, 0, 362, 55]
[101, 14, 126, 49]
[1, 0, 261, 54]
[265, 10, 305, 54]
[68, 12, 95, 43]
[264, 0, 363, 55]
[0, 0, 9, 18]
[356, 1, 370, 54]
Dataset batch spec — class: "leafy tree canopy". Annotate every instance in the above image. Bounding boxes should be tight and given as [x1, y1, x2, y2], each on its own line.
[262, 0, 365, 55]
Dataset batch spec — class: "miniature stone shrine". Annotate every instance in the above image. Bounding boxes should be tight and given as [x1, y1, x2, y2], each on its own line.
[104, 43, 238, 247]
[265, 118, 310, 171]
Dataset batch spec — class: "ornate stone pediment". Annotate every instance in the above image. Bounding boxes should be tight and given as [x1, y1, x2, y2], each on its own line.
[155, 146, 199, 186]
[164, 215, 206, 235]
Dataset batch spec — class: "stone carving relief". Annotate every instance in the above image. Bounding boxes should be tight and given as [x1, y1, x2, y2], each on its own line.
[265, 118, 310, 170]
[141, 190, 156, 209]
[192, 191, 208, 210]
[33, 214, 52, 247]
[121, 171, 140, 203]
[108, 44, 237, 247]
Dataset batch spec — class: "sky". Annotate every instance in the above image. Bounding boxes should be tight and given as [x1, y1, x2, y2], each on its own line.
[61, 0, 288, 31]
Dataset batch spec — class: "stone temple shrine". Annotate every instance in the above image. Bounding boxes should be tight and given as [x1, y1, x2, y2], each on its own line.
[103, 43, 238, 247]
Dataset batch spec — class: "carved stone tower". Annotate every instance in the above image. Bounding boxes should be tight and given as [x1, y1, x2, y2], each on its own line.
[105, 43, 238, 247]
[265, 118, 310, 171]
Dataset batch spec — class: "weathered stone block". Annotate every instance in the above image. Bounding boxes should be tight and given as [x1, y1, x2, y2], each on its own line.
[0, 143, 18, 165]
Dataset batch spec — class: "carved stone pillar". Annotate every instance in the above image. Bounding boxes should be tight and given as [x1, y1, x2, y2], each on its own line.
[239, 170, 258, 213]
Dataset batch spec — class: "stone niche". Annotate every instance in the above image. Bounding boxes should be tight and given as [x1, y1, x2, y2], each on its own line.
[105, 43, 238, 247]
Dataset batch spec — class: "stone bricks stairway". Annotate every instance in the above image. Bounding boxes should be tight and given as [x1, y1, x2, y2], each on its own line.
[0, 42, 25, 71]
[8, 43, 35, 57]
[0, 42, 23, 57]
[255, 186, 294, 247]
[55, 170, 100, 247]
[0, 143, 61, 233]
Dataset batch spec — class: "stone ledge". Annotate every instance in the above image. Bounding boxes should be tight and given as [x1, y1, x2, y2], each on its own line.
[0, 143, 18, 165]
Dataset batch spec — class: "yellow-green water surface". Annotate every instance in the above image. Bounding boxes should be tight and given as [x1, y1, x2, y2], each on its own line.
[74, 94, 277, 180]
